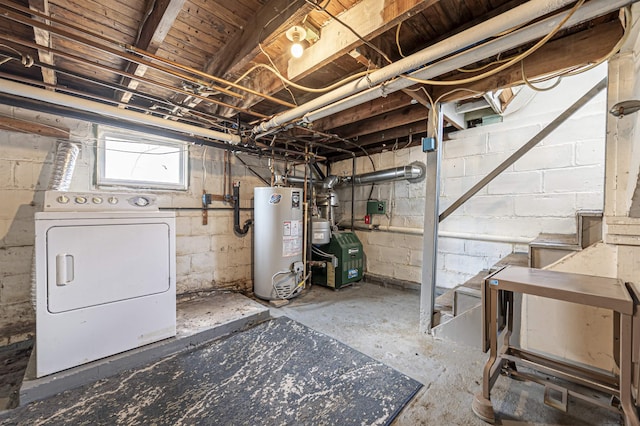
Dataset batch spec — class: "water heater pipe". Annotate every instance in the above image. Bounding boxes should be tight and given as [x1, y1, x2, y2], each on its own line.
[252, 0, 578, 134]
[233, 183, 253, 235]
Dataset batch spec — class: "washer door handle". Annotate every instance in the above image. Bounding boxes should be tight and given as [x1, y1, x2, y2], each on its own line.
[56, 254, 74, 286]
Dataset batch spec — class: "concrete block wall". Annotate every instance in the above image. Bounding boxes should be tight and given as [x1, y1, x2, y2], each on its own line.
[331, 64, 607, 289]
[0, 106, 263, 344]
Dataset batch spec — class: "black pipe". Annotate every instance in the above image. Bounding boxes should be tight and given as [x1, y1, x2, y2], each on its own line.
[233, 183, 253, 236]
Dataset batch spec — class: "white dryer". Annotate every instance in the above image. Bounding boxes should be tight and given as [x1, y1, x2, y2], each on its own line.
[34, 191, 176, 378]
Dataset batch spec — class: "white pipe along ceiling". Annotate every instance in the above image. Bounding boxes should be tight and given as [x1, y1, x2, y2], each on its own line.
[253, 0, 633, 135]
[0, 78, 242, 145]
[305, 0, 633, 124]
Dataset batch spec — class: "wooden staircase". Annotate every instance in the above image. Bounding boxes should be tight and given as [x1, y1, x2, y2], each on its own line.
[431, 210, 603, 347]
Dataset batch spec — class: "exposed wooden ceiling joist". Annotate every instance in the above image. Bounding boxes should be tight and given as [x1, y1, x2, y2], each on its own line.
[0, 115, 69, 138]
[119, 0, 187, 104]
[29, 0, 56, 87]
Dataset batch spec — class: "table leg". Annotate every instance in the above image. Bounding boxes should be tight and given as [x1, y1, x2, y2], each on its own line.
[621, 313, 640, 426]
[473, 287, 499, 423]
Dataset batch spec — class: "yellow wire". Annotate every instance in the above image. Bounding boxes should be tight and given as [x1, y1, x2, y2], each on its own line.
[395, 22, 406, 58]
[401, 0, 585, 87]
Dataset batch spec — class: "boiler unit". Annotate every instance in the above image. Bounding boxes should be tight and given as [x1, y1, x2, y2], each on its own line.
[312, 231, 363, 289]
[253, 187, 304, 300]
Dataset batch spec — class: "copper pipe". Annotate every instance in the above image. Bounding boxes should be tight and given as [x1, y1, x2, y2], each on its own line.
[1, 1, 294, 108]
[0, 33, 268, 120]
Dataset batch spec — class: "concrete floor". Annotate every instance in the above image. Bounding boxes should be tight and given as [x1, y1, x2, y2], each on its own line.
[0, 282, 628, 425]
[270, 282, 625, 425]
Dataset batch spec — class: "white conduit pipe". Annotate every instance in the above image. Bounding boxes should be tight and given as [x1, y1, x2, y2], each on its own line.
[344, 222, 532, 245]
[0, 79, 242, 145]
[306, 0, 632, 123]
[252, 0, 577, 134]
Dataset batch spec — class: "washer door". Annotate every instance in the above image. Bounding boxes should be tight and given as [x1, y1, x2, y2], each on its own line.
[46, 222, 171, 313]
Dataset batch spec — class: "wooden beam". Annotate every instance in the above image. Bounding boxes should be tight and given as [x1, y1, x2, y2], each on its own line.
[120, 0, 186, 104]
[332, 103, 428, 139]
[0, 116, 69, 139]
[287, 0, 438, 82]
[204, 0, 312, 79]
[432, 21, 622, 102]
[29, 0, 56, 87]
[313, 91, 414, 131]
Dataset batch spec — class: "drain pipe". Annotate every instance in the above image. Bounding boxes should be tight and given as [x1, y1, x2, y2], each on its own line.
[233, 182, 253, 236]
[304, 0, 629, 123]
[0, 78, 242, 145]
[252, 0, 577, 135]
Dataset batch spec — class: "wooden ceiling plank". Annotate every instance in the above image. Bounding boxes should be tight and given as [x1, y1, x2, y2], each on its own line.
[29, 0, 56, 87]
[120, 0, 186, 104]
[204, 0, 313, 79]
[432, 21, 622, 102]
[287, 0, 439, 82]
[0, 116, 69, 139]
[313, 91, 414, 131]
[332, 103, 429, 140]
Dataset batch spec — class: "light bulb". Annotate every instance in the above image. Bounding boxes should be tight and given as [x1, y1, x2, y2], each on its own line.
[291, 42, 304, 58]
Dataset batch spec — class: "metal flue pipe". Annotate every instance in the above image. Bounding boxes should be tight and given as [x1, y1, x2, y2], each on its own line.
[252, 0, 578, 134]
[0, 78, 242, 145]
[349, 164, 425, 185]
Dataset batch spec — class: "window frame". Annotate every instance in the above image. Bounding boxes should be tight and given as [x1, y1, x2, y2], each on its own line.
[96, 126, 189, 191]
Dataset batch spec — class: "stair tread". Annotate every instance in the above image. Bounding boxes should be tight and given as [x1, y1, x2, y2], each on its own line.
[531, 233, 579, 246]
[491, 252, 528, 269]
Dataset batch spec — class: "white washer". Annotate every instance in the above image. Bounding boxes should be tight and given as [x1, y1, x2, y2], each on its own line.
[34, 191, 176, 378]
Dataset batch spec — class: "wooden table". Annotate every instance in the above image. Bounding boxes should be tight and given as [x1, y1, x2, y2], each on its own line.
[472, 266, 639, 425]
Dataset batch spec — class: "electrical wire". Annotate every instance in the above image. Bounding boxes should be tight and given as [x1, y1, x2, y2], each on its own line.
[258, 42, 298, 105]
[395, 22, 406, 58]
[401, 0, 585, 87]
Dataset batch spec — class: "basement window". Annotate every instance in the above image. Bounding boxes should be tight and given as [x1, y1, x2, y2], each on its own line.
[96, 127, 188, 190]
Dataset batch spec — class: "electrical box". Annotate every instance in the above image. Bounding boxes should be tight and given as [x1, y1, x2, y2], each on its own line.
[366, 200, 387, 215]
[312, 231, 363, 289]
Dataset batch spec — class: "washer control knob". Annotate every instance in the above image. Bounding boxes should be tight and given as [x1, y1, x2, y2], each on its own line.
[75, 196, 87, 204]
[108, 197, 118, 205]
[132, 196, 150, 207]
[57, 195, 69, 204]
[92, 197, 103, 204]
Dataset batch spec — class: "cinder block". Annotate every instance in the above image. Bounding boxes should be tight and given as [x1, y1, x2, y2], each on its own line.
[378, 246, 409, 265]
[442, 176, 486, 198]
[176, 235, 210, 256]
[0, 274, 30, 304]
[514, 143, 574, 171]
[444, 135, 486, 159]
[444, 253, 486, 275]
[176, 255, 191, 277]
[576, 192, 604, 210]
[543, 166, 603, 193]
[514, 194, 576, 217]
[0, 246, 33, 277]
[176, 272, 214, 293]
[393, 264, 422, 283]
[488, 124, 540, 152]
[442, 157, 464, 178]
[175, 216, 192, 236]
[0, 160, 12, 189]
[1, 190, 36, 219]
[398, 234, 423, 250]
[193, 215, 230, 236]
[409, 249, 423, 267]
[367, 231, 393, 247]
[488, 171, 542, 195]
[366, 260, 394, 277]
[464, 152, 513, 177]
[403, 216, 426, 229]
[542, 115, 605, 146]
[464, 240, 514, 258]
[436, 270, 474, 289]
[463, 195, 514, 216]
[214, 265, 251, 283]
[190, 251, 215, 273]
[2, 218, 36, 247]
[13, 161, 37, 190]
[575, 139, 605, 166]
[437, 237, 465, 254]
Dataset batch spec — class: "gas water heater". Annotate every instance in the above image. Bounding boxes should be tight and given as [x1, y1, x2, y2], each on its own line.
[253, 187, 304, 300]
